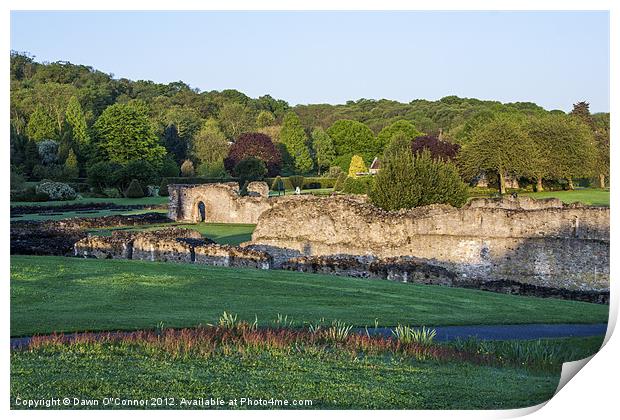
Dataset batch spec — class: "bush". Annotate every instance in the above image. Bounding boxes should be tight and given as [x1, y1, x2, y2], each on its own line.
[124, 179, 145, 198]
[348, 155, 368, 177]
[196, 160, 228, 178]
[103, 187, 122, 198]
[271, 176, 285, 192]
[369, 149, 468, 211]
[10, 187, 49, 202]
[333, 172, 348, 192]
[37, 140, 59, 165]
[31, 164, 64, 181]
[342, 176, 374, 195]
[35, 181, 77, 201]
[159, 178, 169, 197]
[180, 159, 195, 177]
[115, 160, 158, 190]
[160, 157, 179, 178]
[11, 170, 26, 191]
[234, 157, 267, 185]
[326, 166, 344, 178]
[86, 161, 123, 191]
[289, 175, 305, 190]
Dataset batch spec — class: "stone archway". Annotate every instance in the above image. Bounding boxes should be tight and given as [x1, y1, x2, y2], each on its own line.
[197, 201, 206, 222]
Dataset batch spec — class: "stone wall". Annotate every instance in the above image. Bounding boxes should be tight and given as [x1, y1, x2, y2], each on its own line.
[74, 227, 272, 269]
[247, 196, 609, 292]
[168, 182, 273, 224]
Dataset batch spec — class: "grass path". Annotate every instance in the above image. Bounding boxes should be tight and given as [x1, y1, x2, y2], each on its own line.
[11, 256, 608, 336]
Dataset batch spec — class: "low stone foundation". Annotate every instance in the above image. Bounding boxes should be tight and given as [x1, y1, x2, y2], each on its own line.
[74, 227, 272, 269]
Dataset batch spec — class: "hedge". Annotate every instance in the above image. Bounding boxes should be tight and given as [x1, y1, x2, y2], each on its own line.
[264, 177, 337, 191]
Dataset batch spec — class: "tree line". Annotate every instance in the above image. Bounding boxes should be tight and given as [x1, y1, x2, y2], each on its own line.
[10, 51, 609, 197]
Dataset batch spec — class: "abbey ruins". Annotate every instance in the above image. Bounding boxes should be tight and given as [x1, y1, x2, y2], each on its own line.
[72, 182, 609, 302]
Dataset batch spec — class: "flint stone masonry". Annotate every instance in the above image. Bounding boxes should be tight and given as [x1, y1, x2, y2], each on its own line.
[247, 196, 609, 293]
[74, 227, 272, 269]
[168, 182, 273, 223]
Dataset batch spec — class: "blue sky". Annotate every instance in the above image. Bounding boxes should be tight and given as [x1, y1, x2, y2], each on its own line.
[10, 11, 610, 112]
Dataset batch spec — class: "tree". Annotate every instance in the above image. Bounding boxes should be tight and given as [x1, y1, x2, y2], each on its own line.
[93, 101, 166, 166]
[279, 112, 313, 173]
[114, 160, 158, 191]
[376, 120, 422, 151]
[64, 148, 79, 179]
[348, 155, 368, 177]
[326, 120, 377, 167]
[124, 179, 145, 198]
[37, 140, 59, 165]
[592, 113, 610, 188]
[233, 157, 267, 188]
[311, 127, 336, 175]
[181, 159, 195, 177]
[526, 114, 597, 190]
[26, 106, 57, 141]
[412, 135, 460, 161]
[160, 156, 180, 178]
[458, 114, 538, 194]
[163, 124, 188, 164]
[570, 101, 593, 127]
[191, 119, 228, 166]
[369, 149, 468, 211]
[256, 110, 275, 128]
[224, 132, 282, 176]
[218, 102, 255, 140]
[65, 96, 90, 147]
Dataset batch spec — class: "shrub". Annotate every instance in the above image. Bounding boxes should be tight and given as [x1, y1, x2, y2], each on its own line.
[10, 187, 49, 202]
[348, 155, 368, 177]
[196, 160, 228, 178]
[115, 160, 157, 190]
[35, 181, 77, 201]
[342, 176, 374, 195]
[180, 159, 195, 177]
[124, 179, 145, 198]
[160, 156, 179, 178]
[159, 178, 169, 196]
[87, 161, 123, 191]
[64, 149, 79, 179]
[326, 166, 344, 178]
[103, 187, 122, 198]
[234, 157, 267, 186]
[224, 132, 282, 176]
[333, 172, 348, 192]
[31, 164, 64, 181]
[289, 175, 305, 190]
[10, 170, 26, 191]
[37, 140, 59, 165]
[369, 149, 469, 211]
[271, 176, 285, 192]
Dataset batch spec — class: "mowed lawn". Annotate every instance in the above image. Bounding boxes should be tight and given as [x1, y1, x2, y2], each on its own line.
[11, 256, 608, 337]
[521, 188, 609, 207]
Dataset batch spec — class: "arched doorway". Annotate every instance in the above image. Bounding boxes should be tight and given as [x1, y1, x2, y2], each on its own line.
[197, 201, 206, 222]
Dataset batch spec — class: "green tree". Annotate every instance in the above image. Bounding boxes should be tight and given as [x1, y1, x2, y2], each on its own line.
[219, 102, 255, 140]
[348, 155, 368, 177]
[256, 110, 276, 128]
[234, 157, 267, 190]
[64, 148, 79, 179]
[570, 101, 593, 127]
[376, 120, 422, 151]
[592, 113, 610, 188]
[526, 114, 597, 190]
[311, 127, 336, 175]
[26, 106, 57, 141]
[65, 96, 90, 147]
[191, 119, 229, 166]
[181, 159, 195, 177]
[280, 112, 313, 173]
[382, 132, 412, 160]
[326, 120, 377, 167]
[369, 149, 468, 211]
[458, 114, 538, 194]
[93, 101, 166, 166]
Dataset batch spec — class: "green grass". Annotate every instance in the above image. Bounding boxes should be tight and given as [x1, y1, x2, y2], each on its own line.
[90, 222, 256, 246]
[10, 339, 560, 409]
[11, 196, 168, 207]
[521, 189, 610, 207]
[11, 208, 168, 222]
[11, 256, 608, 337]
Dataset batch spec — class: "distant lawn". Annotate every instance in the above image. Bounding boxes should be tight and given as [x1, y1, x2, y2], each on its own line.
[11, 196, 168, 207]
[11, 256, 608, 337]
[521, 189, 609, 207]
[90, 222, 255, 246]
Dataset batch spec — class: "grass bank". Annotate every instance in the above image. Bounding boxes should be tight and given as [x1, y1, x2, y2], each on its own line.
[11, 256, 608, 337]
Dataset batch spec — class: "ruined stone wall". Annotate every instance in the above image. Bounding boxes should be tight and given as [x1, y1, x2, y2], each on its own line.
[168, 182, 273, 224]
[248, 196, 610, 292]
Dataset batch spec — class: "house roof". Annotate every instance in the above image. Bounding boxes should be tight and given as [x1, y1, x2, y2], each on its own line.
[369, 157, 381, 170]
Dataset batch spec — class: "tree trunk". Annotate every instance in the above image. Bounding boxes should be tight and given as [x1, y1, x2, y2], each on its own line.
[498, 171, 506, 195]
[599, 174, 606, 189]
[567, 178, 575, 190]
[536, 177, 544, 192]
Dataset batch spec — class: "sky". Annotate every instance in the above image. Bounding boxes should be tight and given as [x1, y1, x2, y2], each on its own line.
[10, 10, 610, 112]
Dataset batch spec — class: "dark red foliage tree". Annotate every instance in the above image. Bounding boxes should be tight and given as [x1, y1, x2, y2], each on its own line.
[224, 132, 282, 176]
[411, 135, 460, 162]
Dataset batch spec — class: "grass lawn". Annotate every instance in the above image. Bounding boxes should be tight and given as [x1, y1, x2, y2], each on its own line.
[10, 339, 561, 409]
[11, 256, 608, 337]
[11, 196, 168, 208]
[521, 189, 610, 207]
[11, 208, 168, 222]
[90, 222, 256, 246]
